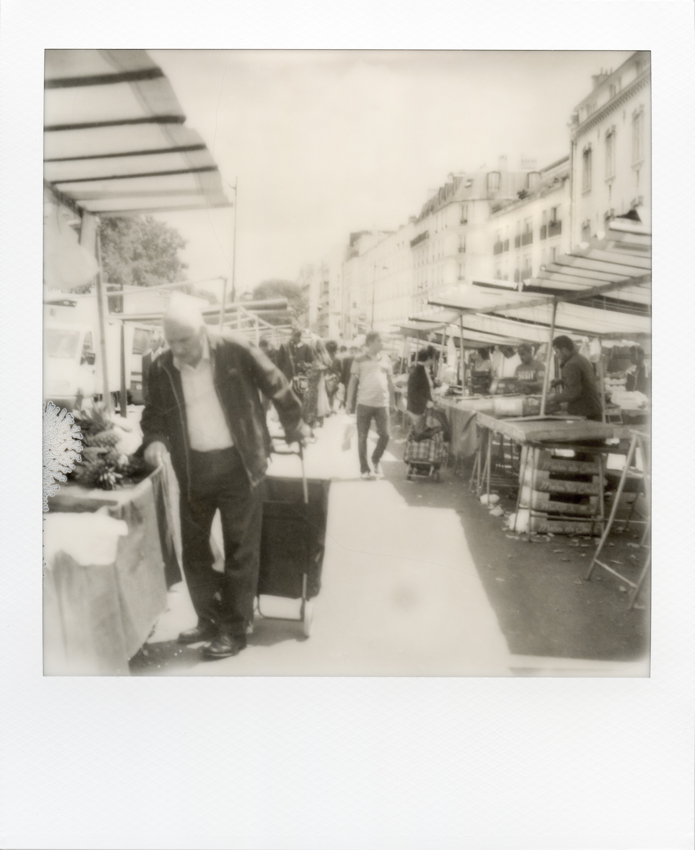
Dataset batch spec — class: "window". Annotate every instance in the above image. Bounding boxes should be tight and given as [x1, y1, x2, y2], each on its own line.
[132, 328, 150, 355]
[487, 171, 500, 193]
[605, 128, 616, 179]
[632, 107, 645, 164]
[549, 206, 558, 223]
[582, 145, 592, 193]
[460, 204, 468, 224]
[550, 247, 558, 262]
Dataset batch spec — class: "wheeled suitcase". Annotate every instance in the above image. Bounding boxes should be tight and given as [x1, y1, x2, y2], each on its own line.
[404, 411, 448, 481]
[257, 444, 330, 636]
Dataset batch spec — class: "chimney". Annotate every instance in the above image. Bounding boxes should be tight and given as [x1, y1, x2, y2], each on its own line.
[591, 69, 610, 89]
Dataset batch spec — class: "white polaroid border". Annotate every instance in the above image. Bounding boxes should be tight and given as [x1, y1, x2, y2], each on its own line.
[2, 2, 693, 848]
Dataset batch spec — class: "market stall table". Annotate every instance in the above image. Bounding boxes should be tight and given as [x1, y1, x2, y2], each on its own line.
[473, 413, 633, 535]
[435, 394, 542, 472]
[44, 462, 181, 675]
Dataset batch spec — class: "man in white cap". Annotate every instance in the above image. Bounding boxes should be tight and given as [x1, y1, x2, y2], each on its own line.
[141, 296, 309, 659]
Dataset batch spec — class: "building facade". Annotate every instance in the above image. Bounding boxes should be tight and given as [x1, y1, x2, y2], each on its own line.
[487, 157, 571, 286]
[569, 51, 651, 247]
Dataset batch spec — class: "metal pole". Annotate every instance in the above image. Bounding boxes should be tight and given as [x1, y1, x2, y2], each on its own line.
[218, 277, 228, 329]
[540, 297, 558, 416]
[230, 180, 238, 304]
[94, 222, 112, 415]
[371, 263, 376, 326]
[597, 344, 607, 423]
[459, 314, 465, 391]
[119, 321, 128, 418]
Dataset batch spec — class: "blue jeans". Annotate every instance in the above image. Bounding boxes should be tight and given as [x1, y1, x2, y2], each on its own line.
[356, 404, 390, 474]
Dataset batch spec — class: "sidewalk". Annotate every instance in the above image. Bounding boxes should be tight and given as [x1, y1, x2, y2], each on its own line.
[132, 412, 512, 676]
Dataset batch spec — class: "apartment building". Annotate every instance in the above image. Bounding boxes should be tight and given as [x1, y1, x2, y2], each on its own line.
[306, 51, 650, 338]
[487, 157, 571, 286]
[569, 51, 651, 247]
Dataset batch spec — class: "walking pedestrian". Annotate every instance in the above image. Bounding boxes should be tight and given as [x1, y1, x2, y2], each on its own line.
[141, 297, 310, 660]
[347, 331, 395, 479]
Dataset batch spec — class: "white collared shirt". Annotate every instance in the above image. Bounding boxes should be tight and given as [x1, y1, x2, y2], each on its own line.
[174, 335, 234, 451]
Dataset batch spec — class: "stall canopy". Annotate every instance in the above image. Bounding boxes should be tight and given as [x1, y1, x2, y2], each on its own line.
[422, 221, 651, 341]
[44, 50, 231, 216]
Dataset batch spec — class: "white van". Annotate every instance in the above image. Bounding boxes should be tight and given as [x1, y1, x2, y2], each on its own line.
[44, 322, 97, 410]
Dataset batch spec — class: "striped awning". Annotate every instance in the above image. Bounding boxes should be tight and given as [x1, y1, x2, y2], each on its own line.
[44, 50, 230, 216]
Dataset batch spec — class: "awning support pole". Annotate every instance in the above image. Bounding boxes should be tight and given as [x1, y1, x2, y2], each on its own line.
[94, 221, 112, 415]
[119, 322, 128, 418]
[459, 314, 466, 391]
[540, 297, 558, 416]
[597, 345, 607, 423]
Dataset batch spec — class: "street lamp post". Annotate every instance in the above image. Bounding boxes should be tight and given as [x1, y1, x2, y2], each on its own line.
[220, 179, 238, 328]
[371, 263, 388, 327]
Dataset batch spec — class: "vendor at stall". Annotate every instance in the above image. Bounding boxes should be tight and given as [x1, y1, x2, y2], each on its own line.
[470, 348, 493, 395]
[513, 343, 545, 394]
[625, 345, 650, 396]
[547, 335, 602, 421]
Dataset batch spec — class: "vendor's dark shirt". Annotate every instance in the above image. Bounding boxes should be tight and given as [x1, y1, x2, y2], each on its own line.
[557, 351, 602, 421]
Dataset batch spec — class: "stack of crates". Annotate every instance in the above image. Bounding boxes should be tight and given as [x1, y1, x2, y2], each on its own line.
[518, 446, 603, 535]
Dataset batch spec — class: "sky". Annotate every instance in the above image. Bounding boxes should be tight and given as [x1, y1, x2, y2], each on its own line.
[150, 50, 633, 298]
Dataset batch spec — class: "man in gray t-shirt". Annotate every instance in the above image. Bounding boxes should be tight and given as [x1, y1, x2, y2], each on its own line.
[347, 331, 395, 479]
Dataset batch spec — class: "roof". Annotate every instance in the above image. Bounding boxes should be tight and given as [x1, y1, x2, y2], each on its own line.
[44, 50, 230, 216]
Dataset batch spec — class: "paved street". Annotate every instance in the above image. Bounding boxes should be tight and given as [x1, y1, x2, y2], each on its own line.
[133, 412, 513, 676]
[130, 411, 648, 677]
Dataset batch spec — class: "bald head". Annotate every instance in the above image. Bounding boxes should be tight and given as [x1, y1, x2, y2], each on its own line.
[163, 297, 206, 366]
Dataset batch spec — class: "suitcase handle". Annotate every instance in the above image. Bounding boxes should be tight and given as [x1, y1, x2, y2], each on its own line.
[270, 439, 309, 504]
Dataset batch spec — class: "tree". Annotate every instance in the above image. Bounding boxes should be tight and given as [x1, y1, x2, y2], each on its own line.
[100, 215, 188, 288]
[251, 279, 308, 326]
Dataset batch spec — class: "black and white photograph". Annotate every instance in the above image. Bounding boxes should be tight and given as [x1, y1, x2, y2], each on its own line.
[2, 3, 694, 847]
[42, 48, 652, 677]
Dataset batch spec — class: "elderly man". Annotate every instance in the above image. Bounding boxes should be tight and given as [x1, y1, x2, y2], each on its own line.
[141, 297, 309, 659]
[548, 335, 602, 421]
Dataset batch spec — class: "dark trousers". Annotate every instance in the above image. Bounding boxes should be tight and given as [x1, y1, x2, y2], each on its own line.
[179, 447, 264, 637]
[356, 404, 390, 474]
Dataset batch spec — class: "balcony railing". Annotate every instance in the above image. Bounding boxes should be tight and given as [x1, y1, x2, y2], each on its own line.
[548, 220, 562, 237]
[493, 241, 504, 255]
[521, 231, 533, 246]
[540, 225, 547, 240]
[410, 230, 429, 248]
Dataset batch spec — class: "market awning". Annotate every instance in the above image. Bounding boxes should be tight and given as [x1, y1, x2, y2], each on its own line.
[423, 222, 651, 341]
[44, 50, 231, 216]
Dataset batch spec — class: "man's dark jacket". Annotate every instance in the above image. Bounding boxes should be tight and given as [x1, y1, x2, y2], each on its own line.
[140, 331, 303, 495]
[556, 351, 602, 421]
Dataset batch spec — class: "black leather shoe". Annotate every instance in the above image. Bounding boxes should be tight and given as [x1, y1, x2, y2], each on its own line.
[177, 623, 217, 645]
[202, 633, 247, 660]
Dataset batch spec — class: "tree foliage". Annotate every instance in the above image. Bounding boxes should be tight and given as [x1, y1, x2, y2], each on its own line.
[100, 215, 188, 288]
[251, 279, 308, 326]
